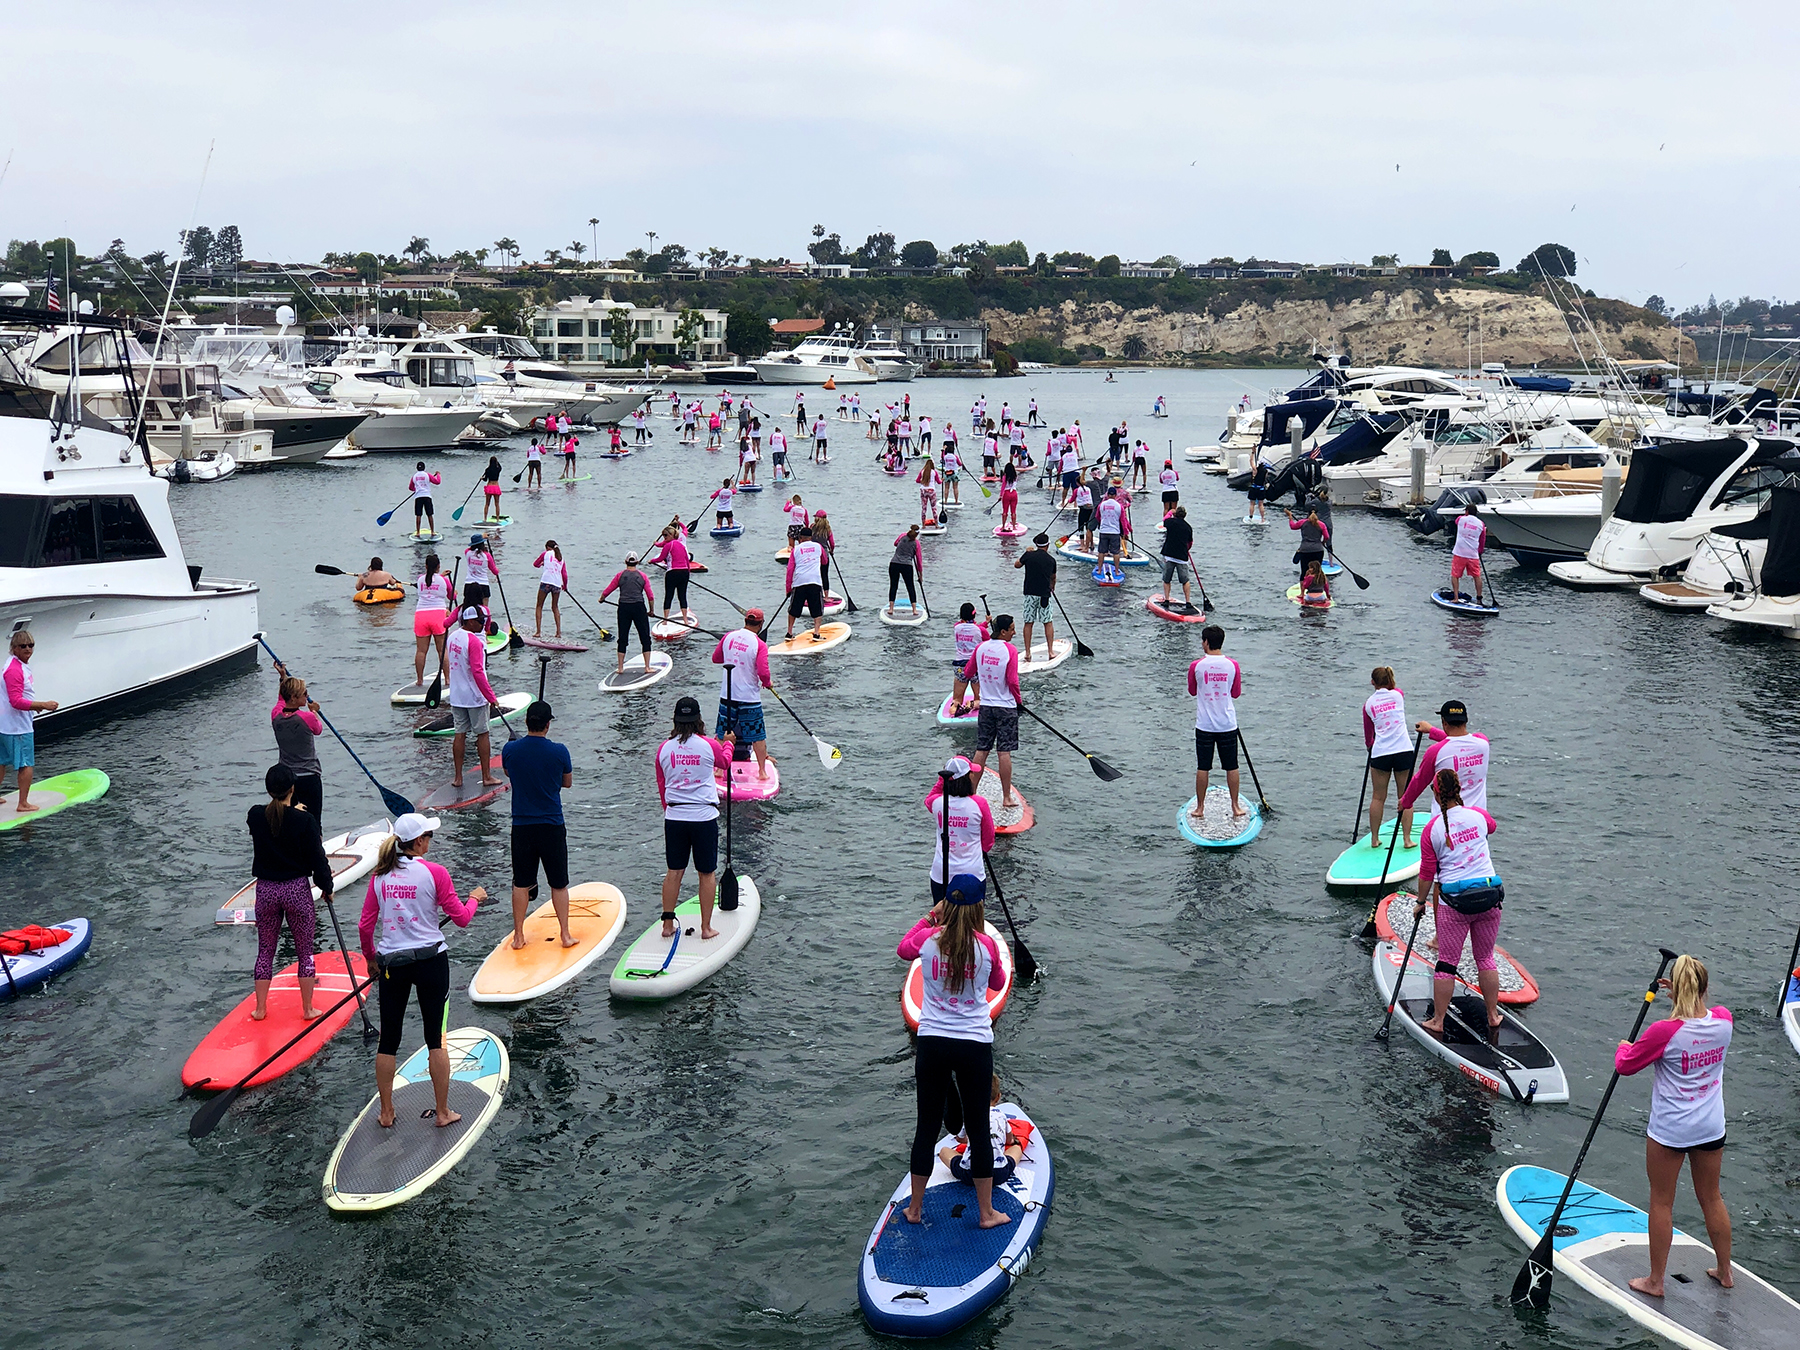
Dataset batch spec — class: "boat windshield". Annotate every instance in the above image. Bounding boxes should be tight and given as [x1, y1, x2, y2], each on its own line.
[1612, 439, 1746, 523]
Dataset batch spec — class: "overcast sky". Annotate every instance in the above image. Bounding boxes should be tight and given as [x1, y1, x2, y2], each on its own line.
[4, 2, 1794, 310]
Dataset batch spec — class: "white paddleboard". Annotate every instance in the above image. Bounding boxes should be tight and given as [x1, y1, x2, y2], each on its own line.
[600, 652, 675, 692]
[878, 604, 930, 627]
[609, 876, 761, 1000]
[216, 819, 388, 925]
[1018, 638, 1072, 674]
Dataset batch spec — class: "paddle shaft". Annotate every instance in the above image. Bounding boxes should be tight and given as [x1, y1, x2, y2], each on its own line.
[424, 558, 461, 708]
[1359, 730, 1426, 939]
[374, 489, 413, 526]
[1376, 893, 1431, 1040]
[822, 543, 858, 612]
[720, 668, 737, 908]
[1510, 949, 1680, 1307]
[1236, 730, 1270, 811]
[1325, 545, 1370, 590]
[449, 474, 483, 521]
[565, 591, 614, 640]
[984, 852, 1038, 982]
[491, 568, 524, 647]
[1048, 588, 1093, 657]
[255, 636, 414, 817]
[320, 893, 377, 1040]
[1018, 704, 1121, 780]
[1352, 758, 1371, 844]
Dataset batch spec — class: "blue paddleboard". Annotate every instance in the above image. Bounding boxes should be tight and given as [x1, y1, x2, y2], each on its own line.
[0, 917, 92, 1001]
[1177, 790, 1261, 848]
[1431, 587, 1499, 615]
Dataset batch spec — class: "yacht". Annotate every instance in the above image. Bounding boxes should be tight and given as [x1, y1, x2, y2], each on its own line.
[1707, 479, 1800, 635]
[0, 308, 260, 721]
[1373, 424, 1622, 512]
[1639, 514, 1766, 609]
[854, 335, 920, 381]
[446, 330, 652, 424]
[291, 366, 486, 450]
[752, 332, 879, 385]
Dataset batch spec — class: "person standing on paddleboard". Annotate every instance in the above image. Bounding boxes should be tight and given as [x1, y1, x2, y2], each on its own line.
[648, 525, 695, 625]
[783, 526, 830, 642]
[1189, 625, 1248, 822]
[949, 605, 989, 717]
[0, 630, 56, 815]
[410, 462, 440, 532]
[898, 862, 1010, 1231]
[768, 425, 789, 483]
[502, 701, 575, 951]
[1449, 502, 1488, 604]
[359, 813, 484, 1128]
[888, 524, 925, 616]
[1096, 487, 1128, 582]
[1398, 700, 1489, 819]
[656, 697, 736, 942]
[999, 463, 1020, 532]
[412, 553, 452, 685]
[940, 437, 963, 505]
[964, 616, 1023, 812]
[1015, 533, 1058, 659]
[711, 478, 736, 529]
[1412, 767, 1503, 1036]
[1614, 953, 1735, 1299]
[525, 438, 544, 488]
[1131, 437, 1150, 490]
[1287, 505, 1329, 578]
[1159, 506, 1197, 611]
[247, 763, 333, 1022]
[916, 455, 942, 527]
[926, 755, 996, 903]
[1246, 451, 1271, 522]
[269, 664, 326, 818]
[532, 541, 568, 640]
[1159, 460, 1180, 514]
[447, 606, 504, 790]
[560, 431, 579, 480]
[1362, 667, 1416, 851]
[811, 413, 829, 463]
[463, 535, 496, 608]
[480, 454, 504, 523]
[712, 612, 773, 779]
[601, 556, 656, 677]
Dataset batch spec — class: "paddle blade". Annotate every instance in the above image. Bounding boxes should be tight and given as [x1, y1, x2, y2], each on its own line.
[1074, 638, 1094, 657]
[1012, 936, 1039, 983]
[375, 510, 395, 526]
[1085, 753, 1123, 782]
[508, 628, 525, 650]
[451, 505, 465, 521]
[1511, 1237, 1556, 1308]
[314, 564, 345, 576]
[188, 1085, 241, 1140]
[815, 736, 842, 769]
[379, 785, 416, 818]
[719, 866, 740, 911]
[1351, 572, 1371, 590]
[424, 672, 443, 708]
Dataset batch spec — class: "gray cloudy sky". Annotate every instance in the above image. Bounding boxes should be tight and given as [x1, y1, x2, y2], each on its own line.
[4, 1, 1794, 309]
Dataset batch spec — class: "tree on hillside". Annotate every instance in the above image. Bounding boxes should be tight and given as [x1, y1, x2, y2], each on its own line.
[406, 235, 431, 266]
[1644, 294, 1669, 316]
[854, 232, 898, 268]
[900, 239, 938, 269]
[1431, 248, 1453, 266]
[726, 306, 772, 360]
[1052, 251, 1094, 269]
[808, 227, 844, 265]
[703, 246, 732, 269]
[1370, 254, 1396, 267]
[1458, 251, 1499, 268]
[1518, 242, 1576, 277]
[989, 240, 1029, 267]
[182, 226, 214, 269]
[493, 237, 519, 266]
[1095, 254, 1121, 277]
[1152, 254, 1183, 269]
[1122, 334, 1147, 359]
[569, 241, 587, 262]
[211, 225, 243, 273]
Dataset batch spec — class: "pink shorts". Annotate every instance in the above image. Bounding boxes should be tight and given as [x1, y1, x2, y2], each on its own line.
[413, 609, 450, 637]
[1451, 555, 1481, 581]
[1433, 902, 1501, 977]
[484, 483, 502, 497]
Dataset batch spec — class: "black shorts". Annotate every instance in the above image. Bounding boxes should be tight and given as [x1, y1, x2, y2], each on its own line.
[977, 704, 1019, 753]
[1162, 490, 1178, 505]
[1369, 749, 1416, 773]
[789, 583, 823, 617]
[511, 822, 569, 890]
[376, 950, 449, 1056]
[1247, 484, 1266, 501]
[663, 816, 719, 874]
[1195, 728, 1240, 771]
[1077, 506, 1093, 531]
[414, 498, 433, 518]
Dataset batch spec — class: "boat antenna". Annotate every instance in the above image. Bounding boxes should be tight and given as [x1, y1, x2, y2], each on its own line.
[130, 140, 213, 461]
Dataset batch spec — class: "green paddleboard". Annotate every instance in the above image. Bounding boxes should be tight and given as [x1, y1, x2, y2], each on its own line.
[0, 768, 111, 831]
[484, 631, 510, 655]
[1325, 817, 1421, 887]
[412, 692, 530, 737]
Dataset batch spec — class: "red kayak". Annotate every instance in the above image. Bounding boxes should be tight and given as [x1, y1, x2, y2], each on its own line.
[1146, 594, 1207, 623]
[181, 951, 370, 1090]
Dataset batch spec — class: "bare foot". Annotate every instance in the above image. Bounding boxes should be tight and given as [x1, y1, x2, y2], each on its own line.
[1188, 810, 1207, 826]
[450, 779, 464, 789]
[378, 1108, 396, 1128]
[560, 934, 579, 948]
[1708, 1266, 1733, 1288]
[979, 1209, 1013, 1230]
[1419, 1018, 1446, 1036]
[250, 1007, 268, 1022]
[510, 933, 528, 950]
[1402, 837, 1415, 849]
[434, 1109, 462, 1128]
[15, 802, 39, 814]
[1489, 1013, 1505, 1030]
[1628, 1276, 1665, 1297]
[301, 1006, 324, 1020]
[700, 925, 720, 940]
[903, 1204, 922, 1224]
[479, 777, 501, 787]
[1002, 796, 1020, 810]
[1233, 806, 1251, 819]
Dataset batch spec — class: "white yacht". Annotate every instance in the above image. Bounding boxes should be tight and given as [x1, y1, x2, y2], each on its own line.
[445, 330, 652, 424]
[1372, 424, 1622, 511]
[291, 366, 486, 450]
[1640, 514, 1766, 609]
[0, 309, 260, 721]
[854, 334, 920, 381]
[752, 332, 879, 385]
[1707, 479, 1800, 635]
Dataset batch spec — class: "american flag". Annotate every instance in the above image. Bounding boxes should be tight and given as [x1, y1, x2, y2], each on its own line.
[43, 266, 60, 313]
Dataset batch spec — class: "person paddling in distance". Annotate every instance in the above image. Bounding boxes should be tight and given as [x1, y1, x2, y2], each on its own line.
[480, 454, 505, 523]
[964, 615, 1023, 812]
[1397, 699, 1489, 819]
[1300, 559, 1332, 605]
[1158, 459, 1180, 514]
[532, 540, 568, 640]
[1014, 533, 1058, 659]
[711, 611, 774, 781]
[949, 604, 989, 717]
[916, 454, 942, 527]
[463, 534, 497, 607]
[888, 524, 925, 616]
[1159, 506, 1197, 611]
[502, 700, 575, 951]
[711, 477, 736, 529]
[1362, 667, 1416, 851]
[601, 555, 656, 677]
[559, 431, 579, 480]
[898, 863, 1010, 1230]
[446, 605, 504, 790]
[648, 524, 695, 626]
[998, 462, 1020, 532]
[0, 630, 56, 813]
[783, 525, 830, 642]
[246, 764, 333, 1022]
[269, 664, 325, 817]
[1246, 450, 1271, 522]
[411, 553, 452, 685]
[1614, 954, 1735, 1298]
[524, 438, 544, 489]
[410, 461, 441, 533]
[1448, 501, 1489, 604]
[1412, 767, 1503, 1035]
[656, 696, 736, 942]
[355, 556, 402, 592]
[1286, 505, 1329, 579]
[358, 813, 484, 1129]
[1188, 625, 1248, 822]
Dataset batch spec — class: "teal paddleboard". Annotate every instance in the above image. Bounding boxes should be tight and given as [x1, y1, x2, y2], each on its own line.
[1325, 818, 1420, 887]
[0, 769, 110, 831]
[1177, 789, 1261, 849]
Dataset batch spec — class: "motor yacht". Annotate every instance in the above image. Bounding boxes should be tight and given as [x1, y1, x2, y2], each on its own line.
[854, 335, 920, 381]
[1640, 513, 1766, 609]
[291, 366, 485, 450]
[448, 329, 652, 424]
[1374, 424, 1622, 512]
[1706, 479, 1800, 635]
[752, 333, 879, 385]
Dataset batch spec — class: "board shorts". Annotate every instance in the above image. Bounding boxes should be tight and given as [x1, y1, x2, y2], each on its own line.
[1247, 483, 1266, 501]
[537, 582, 562, 598]
[414, 498, 434, 517]
[1099, 532, 1121, 555]
[1369, 748, 1416, 773]
[1021, 594, 1052, 624]
[717, 699, 767, 745]
[1077, 506, 1093, 532]
[1062, 470, 1079, 490]
[663, 816, 719, 874]
[511, 822, 569, 890]
[1451, 555, 1482, 581]
[789, 583, 824, 618]
[451, 703, 490, 736]
[1194, 727, 1239, 771]
[977, 704, 1019, 753]
[1160, 557, 1191, 583]
[1162, 490, 1178, 505]
[413, 608, 450, 637]
[466, 582, 491, 606]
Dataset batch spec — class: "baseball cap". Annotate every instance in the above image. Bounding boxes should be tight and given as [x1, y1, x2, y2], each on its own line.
[392, 812, 441, 842]
[946, 873, 986, 906]
[744, 607, 764, 625]
[459, 606, 484, 623]
[525, 700, 553, 730]
[1440, 699, 1468, 721]
[674, 695, 702, 718]
[1033, 532, 1050, 545]
[943, 755, 972, 777]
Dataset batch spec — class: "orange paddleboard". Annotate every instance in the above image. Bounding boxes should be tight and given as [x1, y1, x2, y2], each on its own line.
[467, 883, 627, 1004]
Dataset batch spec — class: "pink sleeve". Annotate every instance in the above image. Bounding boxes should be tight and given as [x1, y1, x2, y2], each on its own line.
[429, 472, 441, 485]
[1230, 659, 1242, 698]
[924, 781, 944, 813]
[1398, 742, 1442, 812]
[4, 661, 26, 710]
[1289, 517, 1302, 531]
[1427, 725, 1449, 745]
[468, 641, 499, 705]
[600, 569, 623, 600]
[358, 877, 379, 962]
[756, 642, 771, 687]
[1363, 707, 1376, 749]
[898, 916, 938, 961]
[977, 797, 996, 853]
[978, 933, 1007, 991]
[706, 736, 733, 763]
[1714, 1006, 1733, 1022]
[1615, 1017, 1681, 1074]
[297, 708, 324, 734]
[1417, 818, 1439, 893]
[424, 860, 476, 927]
[1188, 661, 1200, 696]
[710, 636, 726, 664]
[654, 749, 668, 809]
[534, 551, 547, 567]
[784, 555, 796, 590]
[1006, 649, 1021, 704]
[961, 652, 978, 683]
[1474, 807, 1497, 834]
[914, 541, 925, 573]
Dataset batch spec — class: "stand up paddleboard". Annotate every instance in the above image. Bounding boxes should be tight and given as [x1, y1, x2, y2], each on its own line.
[181, 951, 371, 1090]
[1092, 564, 1124, 588]
[392, 682, 429, 706]
[1321, 558, 1342, 576]
[1241, 516, 1270, 526]
[0, 769, 109, 831]
[521, 634, 590, 652]
[600, 652, 675, 691]
[1286, 584, 1333, 609]
[475, 515, 512, 530]
[413, 692, 530, 737]
[0, 917, 91, 1000]
[1326, 820, 1420, 887]
[1057, 536, 1150, 566]
[937, 694, 979, 726]
[775, 547, 792, 564]
[609, 876, 762, 1000]
[717, 755, 779, 801]
[878, 604, 930, 627]
[858, 1105, 1053, 1339]
[1177, 788, 1261, 848]
[1372, 939, 1567, 1102]
[1431, 587, 1500, 615]
[1373, 893, 1539, 1004]
[1018, 639, 1072, 675]
[322, 1027, 509, 1212]
[1784, 968, 1800, 1059]
[408, 531, 443, 544]
[976, 769, 1033, 835]
[943, 501, 964, 511]
[1146, 595, 1207, 623]
[217, 820, 389, 925]
[768, 622, 852, 656]
[651, 615, 698, 642]
[919, 522, 948, 537]
[901, 920, 1013, 1031]
[710, 524, 744, 538]
[468, 882, 627, 1004]
[738, 482, 764, 493]
[483, 630, 510, 655]
[416, 755, 509, 812]
[993, 524, 1028, 539]
[1497, 1165, 1800, 1349]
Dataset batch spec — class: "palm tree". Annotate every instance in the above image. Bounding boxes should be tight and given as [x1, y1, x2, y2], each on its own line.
[406, 235, 430, 266]
[645, 230, 658, 255]
[493, 237, 518, 267]
[570, 241, 587, 263]
[589, 217, 599, 259]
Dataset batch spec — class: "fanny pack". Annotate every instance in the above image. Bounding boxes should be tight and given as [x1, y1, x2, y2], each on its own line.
[1439, 877, 1504, 915]
[378, 943, 445, 973]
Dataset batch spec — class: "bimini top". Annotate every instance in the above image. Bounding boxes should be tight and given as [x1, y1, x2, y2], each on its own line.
[1258, 397, 1337, 446]
[1755, 479, 1800, 597]
[1611, 437, 1751, 524]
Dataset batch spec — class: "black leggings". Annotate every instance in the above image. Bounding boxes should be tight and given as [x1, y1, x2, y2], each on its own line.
[376, 950, 449, 1056]
[662, 569, 689, 610]
[889, 562, 917, 604]
[291, 771, 322, 820]
[617, 602, 652, 653]
[912, 1035, 994, 1179]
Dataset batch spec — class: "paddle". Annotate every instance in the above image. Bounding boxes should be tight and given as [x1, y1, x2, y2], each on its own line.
[536, 652, 551, 701]
[448, 474, 484, 523]
[1509, 948, 1681, 1310]
[719, 669, 739, 910]
[766, 686, 843, 768]
[984, 853, 1039, 984]
[1018, 705, 1122, 781]
[374, 491, 413, 528]
[491, 570, 526, 650]
[314, 564, 356, 578]
[1375, 891, 1432, 1042]
[821, 543, 858, 614]
[1049, 590, 1095, 658]
[1235, 730, 1273, 813]
[319, 893, 379, 1045]
[424, 558, 462, 708]
[0, 945, 19, 1000]
[1358, 730, 1426, 940]
[1324, 546, 1371, 591]
[565, 592, 614, 642]
[1779, 916, 1800, 1016]
[255, 636, 414, 818]
[1351, 758, 1372, 845]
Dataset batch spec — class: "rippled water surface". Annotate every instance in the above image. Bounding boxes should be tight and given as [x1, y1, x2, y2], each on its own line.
[6, 369, 1800, 1349]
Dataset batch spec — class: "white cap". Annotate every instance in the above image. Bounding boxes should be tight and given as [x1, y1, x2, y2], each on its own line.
[392, 812, 441, 841]
[459, 606, 484, 623]
[943, 755, 972, 778]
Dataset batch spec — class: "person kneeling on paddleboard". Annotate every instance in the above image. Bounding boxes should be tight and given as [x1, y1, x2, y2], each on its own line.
[949, 605, 989, 717]
[1301, 560, 1332, 606]
[656, 697, 736, 942]
[938, 1074, 1033, 1189]
[1189, 625, 1248, 822]
[898, 861, 1010, 1230]
[358, 813, 484, 1128]
[712, 615, 773, 780]
[1413, 768, 1503, 1037]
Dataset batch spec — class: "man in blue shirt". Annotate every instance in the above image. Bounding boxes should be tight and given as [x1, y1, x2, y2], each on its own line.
[501, 700, 575, 950]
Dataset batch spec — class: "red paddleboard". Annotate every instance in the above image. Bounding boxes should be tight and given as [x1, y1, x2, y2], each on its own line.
[717, 755, 780, 801]
[416, 754, 510, 811]
[1145, 594, 1207, 623]
[975, 768, 1033, 835]
[901, 920, 1014, 1031]
[181, 951, 370, 1090]
[1373, 893, 1539, 1005]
